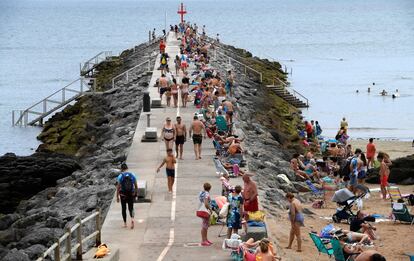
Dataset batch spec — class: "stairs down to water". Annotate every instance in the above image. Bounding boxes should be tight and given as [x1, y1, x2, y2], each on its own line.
[267, 85, 309, 108]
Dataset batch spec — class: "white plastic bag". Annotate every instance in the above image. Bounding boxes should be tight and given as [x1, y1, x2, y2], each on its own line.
[219, 202, 229, 218]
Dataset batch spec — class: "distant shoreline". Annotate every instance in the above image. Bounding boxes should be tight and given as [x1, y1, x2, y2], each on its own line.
[349, 139, 413, 159]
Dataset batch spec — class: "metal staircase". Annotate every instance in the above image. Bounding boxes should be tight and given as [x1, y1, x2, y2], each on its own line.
[267, 80, 309, 108]
[12, 77, 96, 126]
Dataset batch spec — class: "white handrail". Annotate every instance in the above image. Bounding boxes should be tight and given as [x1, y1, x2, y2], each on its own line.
[111, 60, 152, 88]
[81, 51, 112, 75]
[214, 50, 263, 82]
[36, 209, 102, 261]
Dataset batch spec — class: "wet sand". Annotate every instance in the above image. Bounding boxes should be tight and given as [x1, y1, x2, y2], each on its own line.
[267, 184, 414, 261]
[350, 140, 413, 159]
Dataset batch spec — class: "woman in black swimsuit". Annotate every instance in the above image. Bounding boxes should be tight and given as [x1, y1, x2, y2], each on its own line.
[161, 117, 175, 150]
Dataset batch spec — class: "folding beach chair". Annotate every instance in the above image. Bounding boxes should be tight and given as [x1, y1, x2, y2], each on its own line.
[387, 186, 409, 202]
[392, 202, 414, 225]
[309, 233, 333, 258]
[216, 115, 228, 133]
[330, 238, 360, 261]
[306, 180, 326, 205]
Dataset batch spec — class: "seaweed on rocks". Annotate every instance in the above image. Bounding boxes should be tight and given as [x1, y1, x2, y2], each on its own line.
[0, 40, 159, 260]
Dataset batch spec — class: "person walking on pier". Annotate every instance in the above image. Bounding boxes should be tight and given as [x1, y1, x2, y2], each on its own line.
[159, 39, 166, 54]
[189, 115, 206, 160]
[156, 149, 177, 193]
[366, 138, 376, 169]
[180, 73, 190, 107]
[160, 51, 169, 75]
[116, 163, 138, 229]
[161, 117, 175, 151]
[174, 116, 187, 159]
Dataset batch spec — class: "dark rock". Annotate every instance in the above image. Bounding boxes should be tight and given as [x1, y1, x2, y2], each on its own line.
[292, 182, 311, 192]
[2, 248, 30, 261]
[23, 244, 46, 260]
[0, 214, 20, 230]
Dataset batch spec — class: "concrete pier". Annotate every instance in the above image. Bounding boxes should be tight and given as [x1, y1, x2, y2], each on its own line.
[101, 33, 241, 260]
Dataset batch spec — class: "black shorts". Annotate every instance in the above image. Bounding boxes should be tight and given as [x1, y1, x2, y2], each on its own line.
[175, 135, 185, 145]
[166, 168, 175, 178]
[193, 134, 202, 144]
[226, 111, 234, 117]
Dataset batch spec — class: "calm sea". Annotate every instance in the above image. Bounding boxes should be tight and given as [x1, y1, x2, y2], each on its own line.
[1, 0, 413, 155]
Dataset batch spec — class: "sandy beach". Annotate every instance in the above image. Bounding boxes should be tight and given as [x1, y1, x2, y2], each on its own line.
[267, 184, 414, 261]
[350, 140, 413, 160]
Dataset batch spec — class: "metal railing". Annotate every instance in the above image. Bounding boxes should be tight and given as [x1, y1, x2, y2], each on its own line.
[80, 51, 112, 76]
[12, 77, 96, 126]
[111, 59, 152, 88]
[261, 53, 293, 75]
[271, 77, 309, 107]
[36, 209, 102, 261]
[213, 49, 263, 83]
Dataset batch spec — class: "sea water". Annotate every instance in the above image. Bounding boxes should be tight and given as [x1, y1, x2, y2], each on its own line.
[1, 0, 413, 155]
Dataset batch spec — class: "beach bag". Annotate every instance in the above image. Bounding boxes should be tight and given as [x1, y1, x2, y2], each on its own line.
[219, 202, 230, 218]
[230, 249, 243, 261]
[210, 211, 218, 225]
[196, 202, 210, 218]
[120, 172, 134, 196]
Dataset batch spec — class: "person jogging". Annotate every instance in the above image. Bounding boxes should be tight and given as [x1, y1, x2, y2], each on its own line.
[116, 163, 138, 229]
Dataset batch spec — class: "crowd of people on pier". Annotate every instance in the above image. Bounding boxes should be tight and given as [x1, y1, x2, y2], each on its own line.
[111, 22, 413, 261]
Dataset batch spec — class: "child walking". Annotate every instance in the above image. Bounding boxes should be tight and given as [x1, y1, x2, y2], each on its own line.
[156, 149, 177, 193]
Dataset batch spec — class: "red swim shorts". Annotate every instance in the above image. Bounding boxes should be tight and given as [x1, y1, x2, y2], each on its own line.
[380, 175, 388, 187]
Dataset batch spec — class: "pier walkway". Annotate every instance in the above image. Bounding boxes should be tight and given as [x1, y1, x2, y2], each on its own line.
[101, 33, 240, 260]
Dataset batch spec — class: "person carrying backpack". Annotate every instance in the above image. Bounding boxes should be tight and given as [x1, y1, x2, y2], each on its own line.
[116, 163, 138, 229]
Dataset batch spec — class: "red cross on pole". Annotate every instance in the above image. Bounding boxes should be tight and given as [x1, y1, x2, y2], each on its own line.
[177, 3, 187, 23]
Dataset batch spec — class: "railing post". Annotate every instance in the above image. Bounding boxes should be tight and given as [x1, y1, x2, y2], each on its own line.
[76, 217, 83, 260]
[65, 227, 71, 259]
[19, 110, 23, 127]
[95, 209, 102, 246]
[126, 71, 129, 82]
[12, 111, 15, 126]
[43, 100, 47, 113]
[112, 78, 115, 89]
[260, 73, 263, 83]
[80, 63, 82, 75]
[24, 111, 28, 127]
[62, 89, 65, 103]
[147, 60, 151, 71]
[80, 78, 84, 93]
[54, 239, 61, 261]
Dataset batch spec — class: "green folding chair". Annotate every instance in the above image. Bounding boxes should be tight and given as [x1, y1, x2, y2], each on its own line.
[392, 202, 414, 225]
[309, 233, 333, 259]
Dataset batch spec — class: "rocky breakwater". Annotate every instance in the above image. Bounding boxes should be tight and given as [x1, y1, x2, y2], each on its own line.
[211, 42, 310, 216]
[0, 39, 159, 260]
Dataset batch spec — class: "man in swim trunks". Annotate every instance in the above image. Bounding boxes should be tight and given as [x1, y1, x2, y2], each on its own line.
[222, 99, 234, 125]
[189, 115, 206, 160]
[156, 149, 176, 193]
[174, 116, 187, 160]
[242, 175, 258, 212]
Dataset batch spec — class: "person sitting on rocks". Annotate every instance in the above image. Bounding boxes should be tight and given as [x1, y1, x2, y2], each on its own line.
[290, 153, 310, 181]
[228, 140, 243, 156]
[304, 159, 321, 182]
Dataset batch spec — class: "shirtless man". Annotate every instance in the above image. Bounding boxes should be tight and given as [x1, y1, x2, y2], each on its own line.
[156, 149, 177, 193]
[158, 74, 169, 100]
[189, 115, 206, 160]
[290, 153, 310, 180]
[174, 116, 187, 160]
[243, 175, 258, 212]
[355, 250, 386, 261]
[222, 99, 234, 124]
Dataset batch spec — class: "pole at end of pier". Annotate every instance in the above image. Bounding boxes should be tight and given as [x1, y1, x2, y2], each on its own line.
[177, 3, 187, 23]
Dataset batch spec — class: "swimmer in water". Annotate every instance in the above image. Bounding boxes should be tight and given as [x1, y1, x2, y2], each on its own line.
[380, 90, 387, 96]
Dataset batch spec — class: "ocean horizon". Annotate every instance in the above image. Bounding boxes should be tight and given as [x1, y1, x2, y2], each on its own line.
[1, 0, 413, 155]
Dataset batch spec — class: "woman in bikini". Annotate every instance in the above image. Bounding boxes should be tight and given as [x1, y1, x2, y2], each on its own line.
[161, 117, 175, 150]
[171, 78, 179, 108]
[180, 74, 189, 108]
